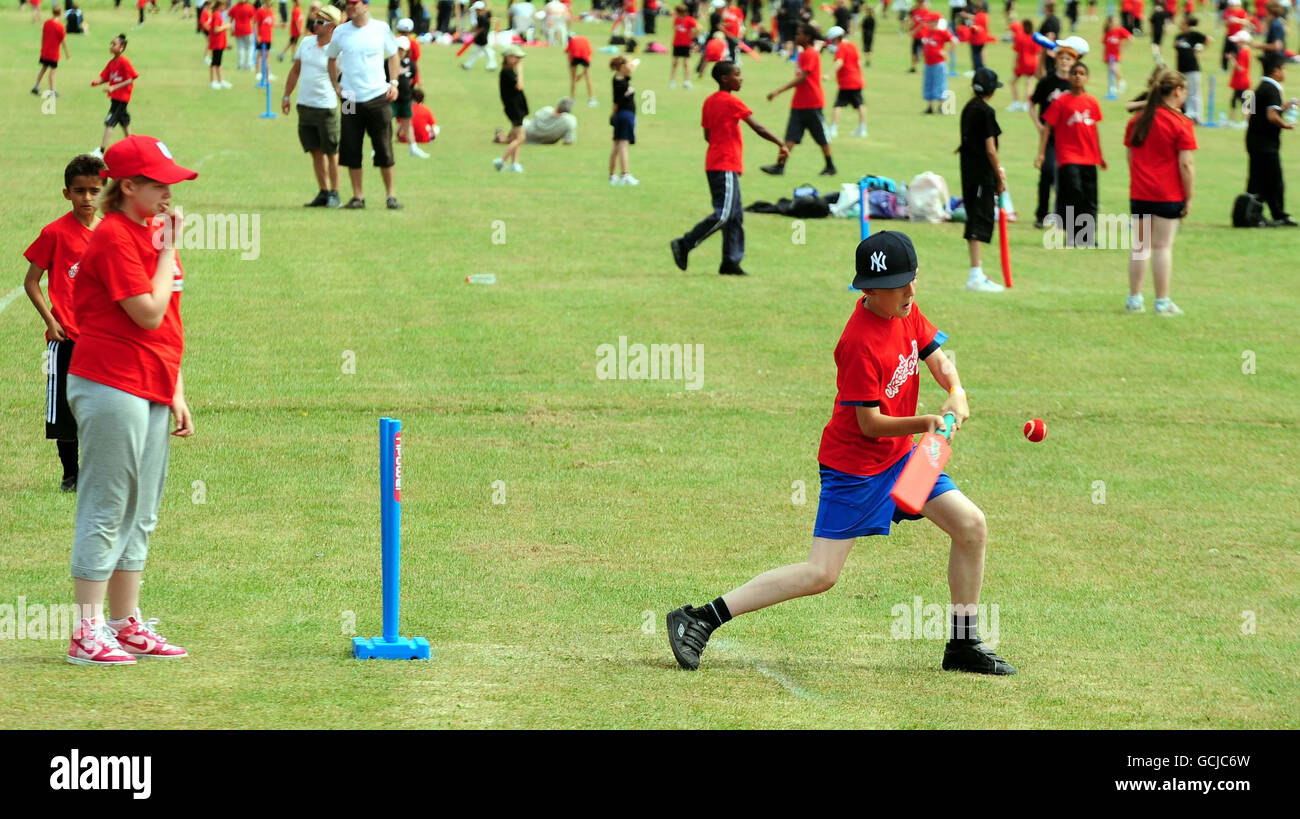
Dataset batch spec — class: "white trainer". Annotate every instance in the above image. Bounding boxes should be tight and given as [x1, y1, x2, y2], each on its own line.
[1154, 298, 1184, 316]
[966, 276, 1005, 293]
[620, 173, 640, 186]
[1125, 295, 1145, 314]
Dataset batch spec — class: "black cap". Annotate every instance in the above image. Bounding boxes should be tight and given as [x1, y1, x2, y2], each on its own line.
[853, 231, 918, 290]
[972, 67, 1003, 95]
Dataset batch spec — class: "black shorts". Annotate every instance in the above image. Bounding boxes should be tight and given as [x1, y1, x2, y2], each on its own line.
[912, 39, 922, 58]
[340, 94, 395, 168]
[105, 99, 130, 128]
[504, 95, 528, 127]
[612, 108, 636, 142]
[211, 47, 225, 66]
[46, 339, 77, 441]
[962, 179, 997, 243]
[672, 45, 690, 58]
[570, 57, 590, 68]
[40, 57, 59, 69]
[1129, 199, 1185, 219]
[784, 108, 827, 146]
[834, 88, 863, 108]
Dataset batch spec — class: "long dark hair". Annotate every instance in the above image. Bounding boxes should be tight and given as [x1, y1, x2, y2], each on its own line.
[1130, 68, 1187, 147]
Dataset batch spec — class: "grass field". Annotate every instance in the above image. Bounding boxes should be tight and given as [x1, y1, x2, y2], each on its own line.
[1, 3, 1297, 729]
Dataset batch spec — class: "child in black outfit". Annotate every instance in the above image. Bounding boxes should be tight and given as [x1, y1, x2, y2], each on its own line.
[495, 45, 528, 173]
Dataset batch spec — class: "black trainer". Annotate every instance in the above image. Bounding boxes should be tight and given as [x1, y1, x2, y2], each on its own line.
[942, 640, 1017, 675]
[304, 190, 328, 207]
[386, 196, 403, 210]
[326, 191, 341, 208]
[718, 264, 747, 275]
[819, 165, 838, 177]
[670, 238, 688, 271]
[759, 163, 785, 175]
[60, 476, 77, 493]
[667, 605, 716, 670]
[344, 197, 365, 209]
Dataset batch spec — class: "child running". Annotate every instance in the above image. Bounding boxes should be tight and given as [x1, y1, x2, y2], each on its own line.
[33, 4, 69, 98]
[22, 153, 106, 492]
[667, 229, 1017, 676]
[89, 34, 138, 157]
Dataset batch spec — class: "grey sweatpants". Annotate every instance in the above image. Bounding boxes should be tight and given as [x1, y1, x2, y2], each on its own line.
[67, 375, 171, 582]
[1184, 71, 1202, 123]
[236, 34, 255, 70]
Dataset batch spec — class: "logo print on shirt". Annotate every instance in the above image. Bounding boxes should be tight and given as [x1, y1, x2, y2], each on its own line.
[884, 340, 919, 399]
[870, 251, 887, 273]
[1066, 109, 1096, 127]
[67, 262, 79, 280]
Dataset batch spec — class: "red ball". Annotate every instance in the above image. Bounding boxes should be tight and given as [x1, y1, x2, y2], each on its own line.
[1023, 419, 1046, 442]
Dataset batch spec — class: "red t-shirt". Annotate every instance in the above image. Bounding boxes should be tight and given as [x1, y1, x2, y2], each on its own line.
[1042, 92, 1102, 166]
[200, 8, 212, 33]
[1103, 26, 1132, 61]
[791, 46, 824, 109]
[1225, 8, 1248, 37]
[208, 10, 228, 50]
[703, 37, 726, 61]
[565, 35, 592, 60]
[922, 27, 952, 66]
[817, 300, 943, 477]
[24, 212, 94, 342]
[672, 15, 697, 48]
[910, 8, 933, 40]
[835, 40, 862, 90]
[256, 7, 275, 43]
[1124, 105, 1197, 202]
[702, 90, 752, 173]
[408, 37, 421, 82]
[69, 212, 186, 405]
[290, 6, 303, 38]
[1012, 28, 1040, 76]
[231, 2, 256, 37]
[411, 103, 436, 142]
[99, 56, 138, 103]
[721, 6, 743, 38]
[41, 18, 65, 63]
[1230, 46, 1252, 91]
[971, 11, 990, 45]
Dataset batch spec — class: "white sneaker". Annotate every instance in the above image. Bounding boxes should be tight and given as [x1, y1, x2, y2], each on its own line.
[409, 144, 430, 158]
[620, 173, 639, 186]
[683, 80, 692, 89]
[204, 56, 211, 66]
[1125, 295, 1145, 314]
[211, 81, 221, 89]
[493, 157, 505, 171]
[220, 80, 232, 88]
[1118, 79, 1127, 94]
[966, 275, 1005, 293]
[1154, 298, 1184, 316]
[588, 97, 599, 107]
[826, 124, 838, 140]
[510, 163, 524, 173]
[609, 174, 622, 185]
[852, 124, 868, 138]
[668, 80, 677, 89]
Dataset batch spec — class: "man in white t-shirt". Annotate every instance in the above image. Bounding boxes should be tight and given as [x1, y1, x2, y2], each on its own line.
[282, 3, 341, 207]
[326, 0, 402, 209]
[542, 0, 567, 46]
[509, 1, 536, 41]
[492, 96, 579, 144]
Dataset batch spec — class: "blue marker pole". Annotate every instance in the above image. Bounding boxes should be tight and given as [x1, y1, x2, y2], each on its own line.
[259, 52, 276, 119]
[1203, 74, 1220, 128]
[859, 178, 871, 240]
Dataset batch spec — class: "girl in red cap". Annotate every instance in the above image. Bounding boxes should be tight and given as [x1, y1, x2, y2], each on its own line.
[65, 135, 197, 666]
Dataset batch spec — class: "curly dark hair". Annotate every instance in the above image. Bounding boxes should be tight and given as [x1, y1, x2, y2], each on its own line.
[65, 154, 107, 189]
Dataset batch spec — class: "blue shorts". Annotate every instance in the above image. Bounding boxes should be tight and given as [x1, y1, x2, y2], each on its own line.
[923, 62, 947, 101]
[812, 450, 958, 540]
[612, 108, 636, 143]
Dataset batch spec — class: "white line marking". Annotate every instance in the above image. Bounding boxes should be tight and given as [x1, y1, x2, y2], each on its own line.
[712, 638, 818, 700]
[0, 286, 25, 314]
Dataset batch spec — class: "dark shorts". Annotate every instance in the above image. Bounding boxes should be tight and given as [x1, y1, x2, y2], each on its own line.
[46, 339, 77, 440]
[813, 455, 958, 539]
[297, 104, 340, 153]
[784, 107, 827, 146]
[912, 38, 923, 58]
[612, 108, 636, 142]
[40, 57, 59, 69]
[340, 93, 394, 168]
[570, 57, 590, 68]
[105, 99, 130, 127]
[504, 96, 528, 127]
[392, 97, 413, 119]
[1130, 199, 1185, 219]
[672, 45, 690, 58]
[963, 179, 997, 243]
[258, 40, 271, 51]
[834, 88, 863, 108]
[211, 47, 225, 66]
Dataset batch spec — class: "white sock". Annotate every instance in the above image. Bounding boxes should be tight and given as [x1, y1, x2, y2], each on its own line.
[968, 266, 984, 282]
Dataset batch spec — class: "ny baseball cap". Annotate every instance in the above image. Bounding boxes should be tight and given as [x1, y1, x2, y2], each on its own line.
[972, 66, 1003, 94]
[100, 136, 198, 184]
[826, 26, 845, 40]
[853, 231, 918, 290]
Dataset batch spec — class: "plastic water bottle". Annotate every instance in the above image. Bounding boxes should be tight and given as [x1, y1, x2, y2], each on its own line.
[465, 274, 496, 285]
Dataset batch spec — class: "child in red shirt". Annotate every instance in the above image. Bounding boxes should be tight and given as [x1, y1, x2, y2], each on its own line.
[670, 60, 786, 275]
[920, 17, 953, 114]
[254, 0, 275, 79]
[1103, 16, 1133, 96]
[667, 230, 1015, 676]
[1036, 61, 1106, 246]
[208, 0, 232, 88]
[669, 5, 699, 89]
[402, 88, 438, 143]
[1228, 29, 1253, 126]
[33, 5, 69, 98]
[826, 25, 867, 138]
[22, 153, 105, 492]
[761, 23, 837, 177]
[1007, 17, 1040, 112]
[90, 34, 138, 156]
[565, 34, 596, 107]
[278, 0, 303, 62]
[65, 135, 197, 667]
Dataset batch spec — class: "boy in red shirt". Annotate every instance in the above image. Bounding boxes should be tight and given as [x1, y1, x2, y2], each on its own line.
[22, 153, 105, 492]
[826, 25, 866, 139]
[1227, 29, 1253, 127]
[90, 34, 138, 157]
[278, 0, 304, 61]
[670, 60, 786, 276]
[33, 5, 70, 98]
[761, 24, 837, 176]
[1103, 16, 1132, 97]
[669, 5, 699, 89]
[1036, 61, 1106, 246]
[667, 230, 1015, 676]
[231, 0, 256, 70]
[255, 0, 275, 80]
[921, 17, 953, 114]
[565, 33, 597, 107]
[402, 88, 438, 142]
[695, 30, 728, 80]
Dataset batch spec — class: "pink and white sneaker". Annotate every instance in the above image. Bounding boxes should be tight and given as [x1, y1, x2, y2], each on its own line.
[110, 610, 188, 659]
[67, 619, 137, 666]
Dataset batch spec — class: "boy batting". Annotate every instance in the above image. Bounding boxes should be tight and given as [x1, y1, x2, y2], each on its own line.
[667, 230, 1017, 675]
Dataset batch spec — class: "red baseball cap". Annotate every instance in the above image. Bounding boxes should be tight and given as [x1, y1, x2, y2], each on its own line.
[100, 135, 199, 184]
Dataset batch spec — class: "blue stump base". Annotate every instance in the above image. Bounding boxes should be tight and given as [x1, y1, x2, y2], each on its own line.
[353, 635, 432, 660]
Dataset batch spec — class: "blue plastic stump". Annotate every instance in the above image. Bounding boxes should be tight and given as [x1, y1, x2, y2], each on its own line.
[353, 418, 431, 660]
